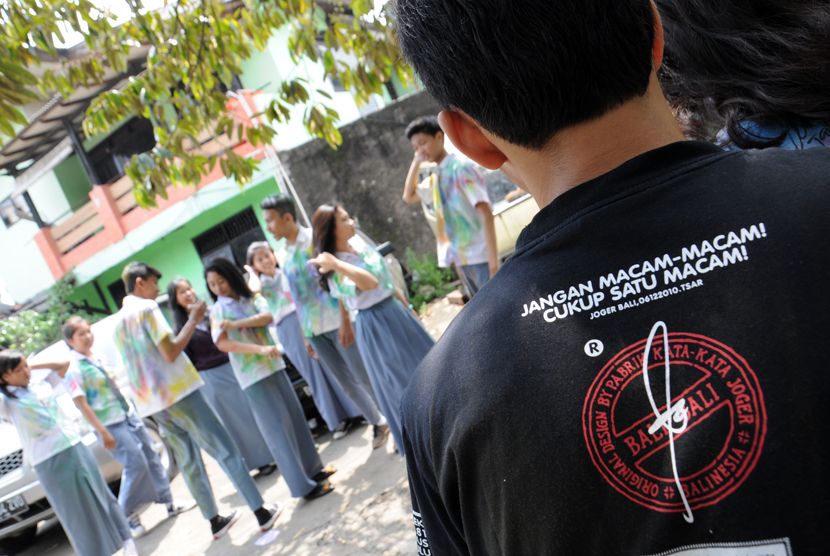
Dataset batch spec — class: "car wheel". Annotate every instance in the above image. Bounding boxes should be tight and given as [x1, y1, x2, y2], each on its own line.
[142, 418, 179, 480]
[0, 524, 38, 553]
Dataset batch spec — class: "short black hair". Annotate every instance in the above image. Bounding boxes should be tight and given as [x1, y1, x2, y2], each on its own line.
[261, 194, 296, 220]
[204, 258, 254, 302]
[405, 116, 443, 140]
[394, 0, 656, 150]
[122, 261, 162, 294]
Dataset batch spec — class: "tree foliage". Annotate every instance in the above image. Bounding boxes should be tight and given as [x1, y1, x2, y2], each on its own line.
[1, 0, 411, 207]
[0, 270, 105, 355]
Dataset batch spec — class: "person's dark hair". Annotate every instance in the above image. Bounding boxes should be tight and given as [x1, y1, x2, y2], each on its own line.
[166, 277, 193, 334]
[62, 316, 87, 343]
[656, 0, 830, 149]
[311, 204, 339, 293]
[0, 350, 24, 399]
[260, 194, 297, 220]
[204, 258, 254, 302]
[394, 0, 655, 150]
[246, 241, 279, 275]
[405, 116, 443, 140]
[122, 261, 162, 294]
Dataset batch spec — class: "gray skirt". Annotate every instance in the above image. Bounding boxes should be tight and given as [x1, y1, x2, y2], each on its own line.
[35, 442, 130, 556]
[354, 297, 435, 457]
[200, 362, 274, 470]
[277, 311, 362, 430]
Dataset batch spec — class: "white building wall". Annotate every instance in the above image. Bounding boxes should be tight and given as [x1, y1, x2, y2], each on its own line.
[0, 172, 70, 303]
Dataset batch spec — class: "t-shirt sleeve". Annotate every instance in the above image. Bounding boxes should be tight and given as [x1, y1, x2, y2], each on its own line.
[402, 422, 468, 556]
[209, 305, 225, 344]
[253, 294, 270, 315]
[460, 162, 491, 208]
[144, 303, 174, 347]
[65, 363, 86, 400]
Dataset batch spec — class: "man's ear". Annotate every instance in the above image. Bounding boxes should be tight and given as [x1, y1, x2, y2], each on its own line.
[651, 0, 664, 70]
[438, 111, 507, 170]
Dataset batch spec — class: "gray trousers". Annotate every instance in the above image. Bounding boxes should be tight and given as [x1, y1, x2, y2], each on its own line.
[309, 329, 384, 426]
[153, 389, 264, 520]
[245, 371, 323, 497]
[103, 413, 173, 518]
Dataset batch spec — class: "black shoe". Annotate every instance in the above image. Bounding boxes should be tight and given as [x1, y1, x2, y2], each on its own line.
[257, 463, 278, 476]
[303, 481, 336, 500]
[255, 503, 284, 531]
[332, 419, 353, 440]
[211, 510, 240, 539]
[311, 464, 337, 483]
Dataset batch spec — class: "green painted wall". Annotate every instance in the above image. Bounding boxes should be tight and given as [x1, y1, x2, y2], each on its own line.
[54, 155, 93, 209]
[239, 48, 282, 95]
[68, 176, 285, 313]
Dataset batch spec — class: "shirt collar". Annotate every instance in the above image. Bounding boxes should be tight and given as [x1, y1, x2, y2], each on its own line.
[437, 152, 456, 170]
[122, 294, 147, 308]
[259, 270, 280, 285]
[215, 295, 240, 308]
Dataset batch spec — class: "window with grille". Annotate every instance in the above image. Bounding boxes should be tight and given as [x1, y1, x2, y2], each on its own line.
[192, 207, 266, 268]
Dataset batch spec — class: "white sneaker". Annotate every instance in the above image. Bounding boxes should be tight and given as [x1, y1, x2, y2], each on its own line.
[127, 513, 146, 539]
[166, 499, 197, 517]
[124, 544, 139, 556]
[332, 419, 353, 440]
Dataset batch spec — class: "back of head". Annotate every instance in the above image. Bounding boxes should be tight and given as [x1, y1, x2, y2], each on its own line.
[260, 194, 297, 220]
[406, 116, 443, 140]
[311, 204, 339, 292]
[204, 258, 253, 301]
[394, 0, 655, 149]
[656, 0, 830, 148]
[122, 261, 162, 294]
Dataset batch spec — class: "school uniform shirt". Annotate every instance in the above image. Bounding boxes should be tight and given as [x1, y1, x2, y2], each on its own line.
[327, 244, 395, 312]
[277, 226, 351, 338]
[401, 141, 830, 556]
[0, 374, 81, 466]
[430, 153, 491, 268]
[209, 294, 285, 389]
[716, 120, 830, 151]
[259, 271, 297, 325]
[66, 350, 132, 427]
[114, 295, 203, 418]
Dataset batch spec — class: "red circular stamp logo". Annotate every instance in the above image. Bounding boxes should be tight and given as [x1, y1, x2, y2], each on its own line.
[583, 326, 766, 515]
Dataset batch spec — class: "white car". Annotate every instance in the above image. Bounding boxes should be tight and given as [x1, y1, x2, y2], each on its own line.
[0, 313, 178, 553]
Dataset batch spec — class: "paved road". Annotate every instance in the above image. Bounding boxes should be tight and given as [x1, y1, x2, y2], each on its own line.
[13, 425, 415, 556]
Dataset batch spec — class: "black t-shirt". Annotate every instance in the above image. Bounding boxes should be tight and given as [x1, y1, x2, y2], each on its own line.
[401, 141, 830, 556]
[183, 325, 229, 371]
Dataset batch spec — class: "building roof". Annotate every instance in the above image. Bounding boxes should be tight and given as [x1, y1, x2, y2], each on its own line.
[0, 44, 151, 177]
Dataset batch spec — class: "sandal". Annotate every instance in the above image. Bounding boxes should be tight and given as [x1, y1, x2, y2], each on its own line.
[311, 464, 337, 483]
[303, 481, 335, 500]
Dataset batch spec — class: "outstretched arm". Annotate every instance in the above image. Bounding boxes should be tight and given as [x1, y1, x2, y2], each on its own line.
[214, 331, 281, 359]
[29, 360, 71, 378]
[157, 301, 207, 363]
[73, 396, 116, 450]
[309, 252, 380, 291]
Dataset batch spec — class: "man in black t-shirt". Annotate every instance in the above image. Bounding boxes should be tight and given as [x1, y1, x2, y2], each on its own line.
[394, 1, 830, 555]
